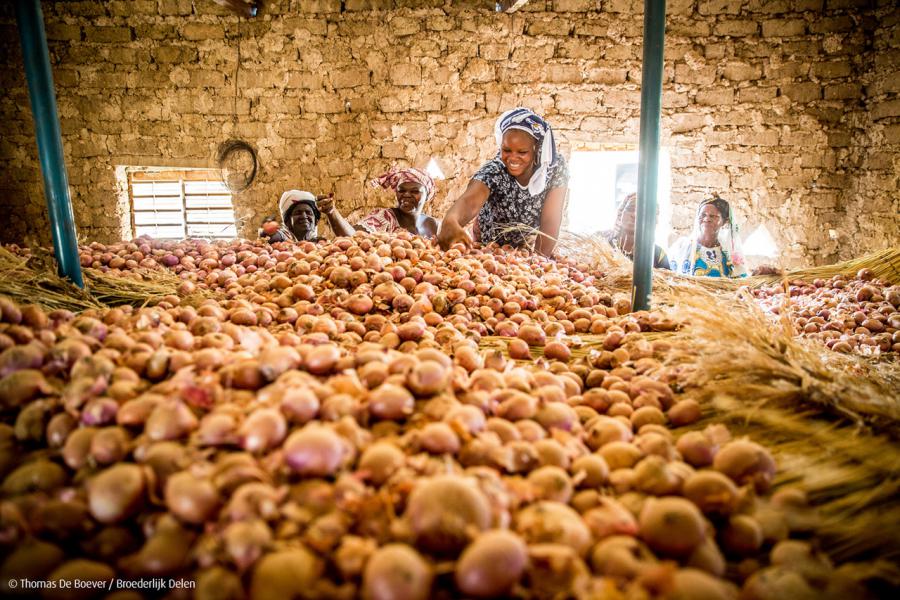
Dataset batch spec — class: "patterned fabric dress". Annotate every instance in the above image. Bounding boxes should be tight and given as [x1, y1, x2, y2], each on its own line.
[669, 239, 748, 278]
[472, 156, 569, 248]
[356, 207, 402, 234]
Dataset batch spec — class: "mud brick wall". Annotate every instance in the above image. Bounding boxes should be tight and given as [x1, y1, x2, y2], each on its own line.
[0, 0, 897, 267]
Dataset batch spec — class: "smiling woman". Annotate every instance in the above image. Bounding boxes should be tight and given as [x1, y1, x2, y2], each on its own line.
[670, 196, 748, 278]
[437, 107, 569, 257]
[320, 167, 439, 239]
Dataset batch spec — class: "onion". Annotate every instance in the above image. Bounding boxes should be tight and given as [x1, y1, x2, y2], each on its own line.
[638, 497, 706, 557]
[516, 501, 592, 555]
[363, 544, 433, 600]
[713, 439, 776, 493]
[249, 547, 322, 600]
[404, 475, 492, 553]
[165, 471, 220, 524]
[240, 408, 287, 453]
[368, 383, 414, 421]
[87, 463, 145, 523]
[455, 530, 527, 598]
[283, 426, 348, 476]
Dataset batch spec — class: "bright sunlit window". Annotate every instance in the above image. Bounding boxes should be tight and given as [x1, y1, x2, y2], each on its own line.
[565, 149, 672, 245]
[123, 168, 237, 240]
[425, 157, 446, 180]
[744, 224, 779, 258]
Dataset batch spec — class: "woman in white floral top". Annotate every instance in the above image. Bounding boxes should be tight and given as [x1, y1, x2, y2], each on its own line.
[437, 107, 569, 257]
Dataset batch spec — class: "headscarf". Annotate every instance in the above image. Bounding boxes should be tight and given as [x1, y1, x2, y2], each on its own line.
[672, 195, 747, 278]
[370, 167, 435, 202]
[279, 189, 321, 223]
[494, 107, 559, 196]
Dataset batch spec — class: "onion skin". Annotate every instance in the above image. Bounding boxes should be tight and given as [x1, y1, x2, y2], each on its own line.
[713, 439, 776, 493]
[638, 497, 706, 558]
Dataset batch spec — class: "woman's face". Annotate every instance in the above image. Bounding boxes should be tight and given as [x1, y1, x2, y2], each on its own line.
[698, 203, 724, 237]
[290, 203, 317, 240]
[617, 196, 637, 234]
[395, 181, 425, 215]
[500, 130, 537, 179]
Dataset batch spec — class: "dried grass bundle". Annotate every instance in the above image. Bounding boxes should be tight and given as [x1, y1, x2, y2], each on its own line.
[0, 246, 101, 312]
[666, 287, 900, 430]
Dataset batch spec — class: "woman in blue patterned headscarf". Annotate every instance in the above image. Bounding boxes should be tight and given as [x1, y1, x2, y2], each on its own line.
[437, 107, 569, 257]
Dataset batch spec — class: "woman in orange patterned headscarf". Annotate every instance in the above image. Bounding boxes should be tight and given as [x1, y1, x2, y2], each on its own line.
[320, 166, 439, 238]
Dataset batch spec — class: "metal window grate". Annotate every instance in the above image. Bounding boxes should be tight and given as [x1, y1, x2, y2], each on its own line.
[128, 169, 237, 240]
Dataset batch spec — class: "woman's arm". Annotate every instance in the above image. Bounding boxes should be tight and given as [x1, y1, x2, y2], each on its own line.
[535, 186, 567, 257]
[437, 180, 490, 250]
[317, 195, 356, 237]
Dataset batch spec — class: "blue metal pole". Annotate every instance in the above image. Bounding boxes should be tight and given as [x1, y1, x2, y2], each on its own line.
[15, 0, 84, 288]
[632, 0, 666, 311]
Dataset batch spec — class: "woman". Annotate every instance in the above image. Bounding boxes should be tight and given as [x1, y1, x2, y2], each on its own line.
[437, 107, 569, 257]
[602, 193, 671, 270]
[260, 189, 324, 243]
[320, 167, 439, 238]
[670, 195, 747, 278]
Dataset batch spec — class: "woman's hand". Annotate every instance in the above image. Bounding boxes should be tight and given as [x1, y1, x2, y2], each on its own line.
[316, 193, 337, 216]
[437, 218, 472, 250]
[752, 264, 781, 276]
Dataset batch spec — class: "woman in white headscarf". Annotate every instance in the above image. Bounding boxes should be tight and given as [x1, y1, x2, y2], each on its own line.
[437, 107, 569, 257]
[260, 190, 323, 243]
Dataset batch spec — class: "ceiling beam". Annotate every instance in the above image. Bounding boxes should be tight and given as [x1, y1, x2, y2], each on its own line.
[496, 0, 530, 12]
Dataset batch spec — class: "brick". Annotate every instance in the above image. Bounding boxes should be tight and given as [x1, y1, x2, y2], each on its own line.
[675, 64, 717, 85]
[554, 91, 599, 113]
[748, 0, 791, 12]
[669, 22, 712, 37]
[512, 45, 556, 62]
[553, 0, 596, 10]
[808, 16, 855, 34]
[555, 40, 596, 59]
[390, 63, 422, 86]
[331, 68, 369, 89]
[46, 24, 82, 41]
[527, 19, 572, 36]
[545, 64, 583, 84]
[764, 62, 809, 79]
[695, 87, 735, 106]
[286, 72, 323, 90]
[426, 16, 456, 31]
[602, 88, 640, 108]
[780, 82, 821, 102]
[303, 93, 344, 114]
[181, 23, 225, 41]
[762, 19, 807, 37]
[158, 0, 193, 15]
[823, 83, 860, 100]
[872, 99, 900, 120]
[298, 0, 342, 13]
[480, 44, 510, 61]
[345, 0, 396, 9]
[84, 26, 132, 43]
[463, 58, 496, 83]
[737, 86, 778, 103]
[827, 132, 852, 147]
[668, 113, 706, 133]
[574, 20, 609, 37]
[389, 17, 421, 37]
[447, 93, 477, 111]
[605, 0, 643, 12]
[723, 62, 763, 81]
[713, 21, 759, 37]
[606, 45, 638, 61]
[189, 70, 226, 88]
[698, 0, 741, 15]
[811, 61, 852, 79]
[586, 68, 627, 84]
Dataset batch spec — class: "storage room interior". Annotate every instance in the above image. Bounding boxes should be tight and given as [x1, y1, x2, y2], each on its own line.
[0, 1, 898, 599]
